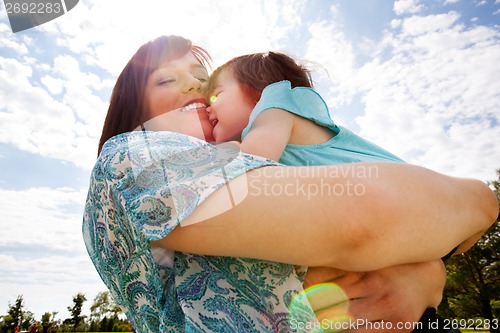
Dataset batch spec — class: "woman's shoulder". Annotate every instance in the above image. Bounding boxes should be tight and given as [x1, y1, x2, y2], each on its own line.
[100, 131, 206, 155]
[94, 131, 279, 184]
[97, 131, 207, 169]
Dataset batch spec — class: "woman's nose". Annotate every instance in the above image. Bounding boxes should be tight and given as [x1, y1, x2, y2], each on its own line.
[182, 75, 202, 94]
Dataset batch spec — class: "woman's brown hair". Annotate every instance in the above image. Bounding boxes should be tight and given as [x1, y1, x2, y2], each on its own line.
[206, 51, 313, 106]
[98, 35, 211, 155]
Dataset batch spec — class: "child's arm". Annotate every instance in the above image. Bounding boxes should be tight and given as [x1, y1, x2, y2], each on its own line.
[240, 108, 295, 161]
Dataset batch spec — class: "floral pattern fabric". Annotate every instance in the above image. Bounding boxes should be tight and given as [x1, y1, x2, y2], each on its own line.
[82, 131, 317, 332]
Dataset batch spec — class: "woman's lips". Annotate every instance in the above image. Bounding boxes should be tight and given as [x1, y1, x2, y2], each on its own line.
[180, 102, 207, 112]
[178, 102, 215, 141]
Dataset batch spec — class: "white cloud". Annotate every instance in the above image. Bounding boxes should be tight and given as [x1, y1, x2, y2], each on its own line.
[41, 75, 65, 95]
[391, 19, 402, 29]
[304, 11, 358, 109]
[0, 24, 29, 54]
[196, 0, 307, 67]
[394, 0, 425, 15]
[0, 254, 104, 320]
[0, 54, 106, 169]
[352, 13, 500, 181]
[443, 0, 460, 4]
[400, 11, 461, 37]
[33, 0, 307, 75]
[0, 187, 86, 250]
[0, 186, 105, 318]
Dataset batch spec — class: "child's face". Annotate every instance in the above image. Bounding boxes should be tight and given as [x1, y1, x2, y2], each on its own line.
[207, 69, 254, 142]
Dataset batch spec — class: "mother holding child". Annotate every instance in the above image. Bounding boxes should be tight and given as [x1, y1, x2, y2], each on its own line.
[83, 35, 498, 332]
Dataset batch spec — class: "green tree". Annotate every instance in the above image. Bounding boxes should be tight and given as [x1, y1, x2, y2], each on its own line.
[439, 169, 500, 333]
[0, 295, 25, 332]
[90, 291, 121, 321]
[20, 310, 35, 331]
[66, 293, 87, 333]
[0, 314, 14, 333]
[8, 295, 23, 329]
[88, 291, 125, 332]
[40, 311, 57, 333]
[0, 295, 38, 333]
[112, 318, 134, 332]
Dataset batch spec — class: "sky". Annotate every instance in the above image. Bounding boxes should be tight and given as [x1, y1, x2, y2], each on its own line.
[0, 0, 499, 322]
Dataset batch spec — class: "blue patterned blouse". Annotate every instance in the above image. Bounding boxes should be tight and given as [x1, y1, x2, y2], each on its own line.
[82, 131, 317, 332]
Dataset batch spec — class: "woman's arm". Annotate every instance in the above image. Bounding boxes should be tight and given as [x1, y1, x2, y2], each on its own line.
[152, 162, 497, 271]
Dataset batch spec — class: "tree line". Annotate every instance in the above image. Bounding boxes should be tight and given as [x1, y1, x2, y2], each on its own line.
[0, 292, 133, 333]
[1, 170, 499, 333]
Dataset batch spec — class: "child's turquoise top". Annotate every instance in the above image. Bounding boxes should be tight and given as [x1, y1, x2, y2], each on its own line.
[242, 80, 404, 166]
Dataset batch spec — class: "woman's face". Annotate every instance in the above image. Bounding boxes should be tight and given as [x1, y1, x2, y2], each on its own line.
[206, 69, 254, 142]
[142, 52, 214, 141]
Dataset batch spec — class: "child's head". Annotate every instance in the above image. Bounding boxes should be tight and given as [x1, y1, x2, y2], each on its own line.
[206, 52, 312, 142]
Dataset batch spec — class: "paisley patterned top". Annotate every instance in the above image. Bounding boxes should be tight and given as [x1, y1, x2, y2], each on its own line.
[82, 131, 317, 333]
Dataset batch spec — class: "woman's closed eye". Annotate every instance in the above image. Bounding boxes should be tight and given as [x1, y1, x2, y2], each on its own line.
[157, 77, 177, 85]
[158, 73, 206, 86]
[192, 67, 208, 83]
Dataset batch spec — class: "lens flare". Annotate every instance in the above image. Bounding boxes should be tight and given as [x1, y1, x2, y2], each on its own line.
[289, 283, 352, 332]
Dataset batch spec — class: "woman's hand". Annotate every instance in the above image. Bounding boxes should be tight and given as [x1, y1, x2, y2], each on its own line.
[303, 260, 446, 332]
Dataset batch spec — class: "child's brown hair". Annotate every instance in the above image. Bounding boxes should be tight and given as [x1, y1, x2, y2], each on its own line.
[206, 52, 313, 106]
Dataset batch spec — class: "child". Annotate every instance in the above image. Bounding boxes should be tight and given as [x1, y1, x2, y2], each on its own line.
[205, 51, 404, 168]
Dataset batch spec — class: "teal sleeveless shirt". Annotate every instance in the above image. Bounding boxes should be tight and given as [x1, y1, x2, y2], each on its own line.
[242, 80, 404, 166]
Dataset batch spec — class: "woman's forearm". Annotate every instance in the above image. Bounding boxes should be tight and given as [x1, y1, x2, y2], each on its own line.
[152, 162, 497, 271]
[338, 163, 497, 270]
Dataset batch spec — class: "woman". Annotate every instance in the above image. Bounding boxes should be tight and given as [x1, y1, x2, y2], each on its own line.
[83, 35, 497, 332]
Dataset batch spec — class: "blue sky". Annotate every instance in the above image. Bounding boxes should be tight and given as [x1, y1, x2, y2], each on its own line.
[1, 0, 499, 321]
